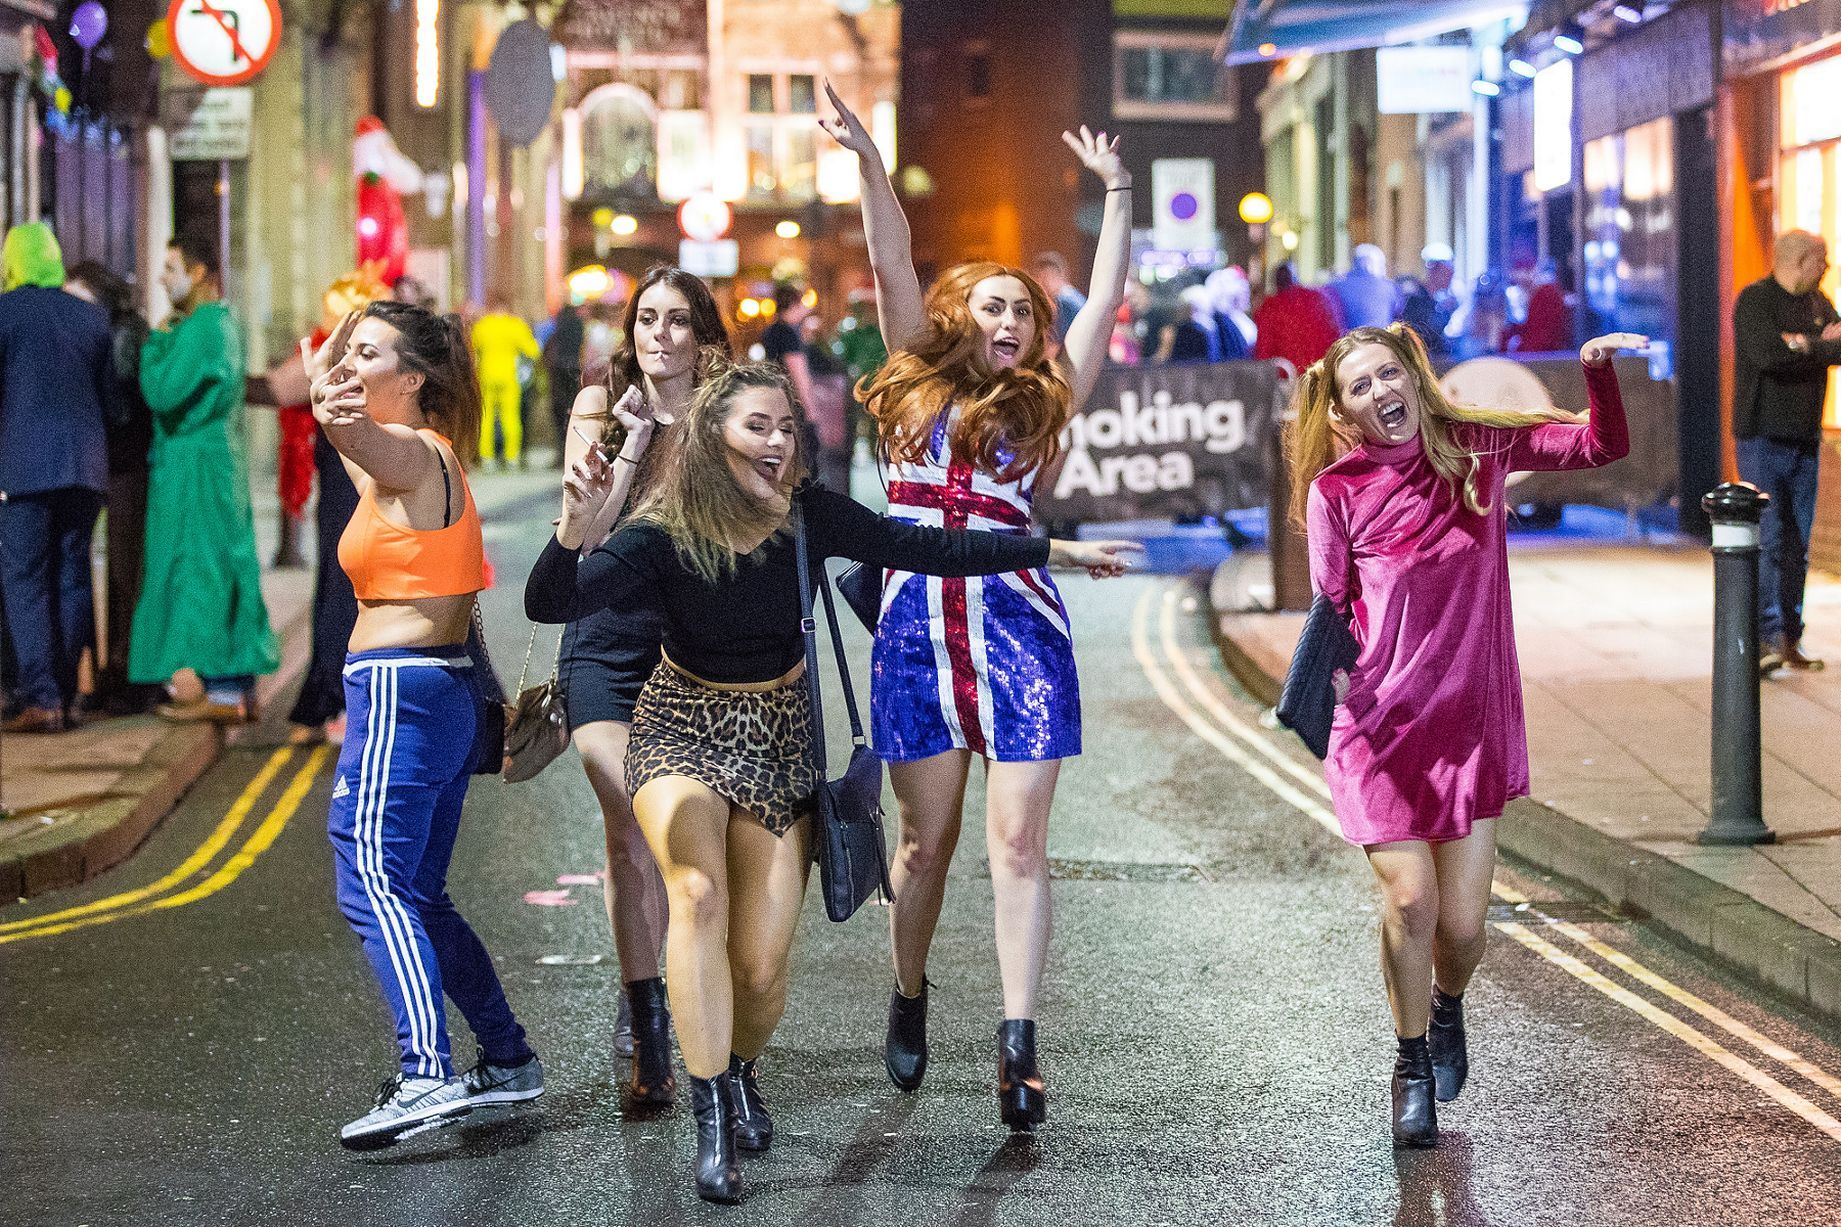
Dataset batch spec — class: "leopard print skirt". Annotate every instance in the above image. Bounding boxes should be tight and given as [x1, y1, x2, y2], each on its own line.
[625, 661, 818, 837]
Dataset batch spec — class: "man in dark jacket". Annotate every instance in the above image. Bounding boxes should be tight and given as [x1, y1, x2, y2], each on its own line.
[0, 223, 114, 732]
[1733, 228, 1841, 674]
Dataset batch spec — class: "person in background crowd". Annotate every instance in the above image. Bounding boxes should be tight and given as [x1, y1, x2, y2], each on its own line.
[1330, 244, 1401, 331]
[825, 82, 1135, 1134]
[763, 283, 845, 490]
[1207, 265, 1259, 355]
[1108, 300, 1142, 366]
[1400, 244, 1461, 363]
[0, 224, 113, 734]
[800, 305, 854, 493]
[544, 300, 585, 467]
[1165, 284, 1238, 363]
[557, 264, 733, 1108]
[272, 344, 317, 569]
[132, 230, 279, 723]
[64, 262, 156, 717]
[1733, 228, 1841, 674]
[582, 300, 622, 375]
[1290, 323, 1642, 1148]
[1031, 251, 1089, 347]
[1505, 261, 1573, 353]
[832, 289, 889, 456]
[1449, 270, 1509, 360]
[471, 297, 540, 469]
[1254, 261, 1343, 374]
[390, 274, 435, 310]
[307, 301, 544, 1149]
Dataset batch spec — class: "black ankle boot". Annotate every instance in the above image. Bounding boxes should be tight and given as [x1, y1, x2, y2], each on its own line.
[996, 1019, 1047, 1133]
[625, 978, 676, 1106]
[1428, 988, 1468, 1103]
[885, 982, 929, 1092]
[729, 1053, 773, 1151]
[688, 1074, 743, 1204]
[1392, 1034, 1438, 1148]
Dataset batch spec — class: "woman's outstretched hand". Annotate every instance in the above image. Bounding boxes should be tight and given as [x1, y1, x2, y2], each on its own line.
[1061, 125, 1128, 191]
[1581, 332, 1648, 366]
[818, 79, 879, 160]
[1048, 538, 1143, 579]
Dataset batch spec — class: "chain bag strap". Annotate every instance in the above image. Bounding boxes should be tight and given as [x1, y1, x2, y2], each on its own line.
[795, 496, 894, 922]
[504, 619, 571, 784]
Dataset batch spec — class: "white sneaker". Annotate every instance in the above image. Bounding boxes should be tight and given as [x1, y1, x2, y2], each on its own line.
[339, 1074, 472, 1150]
[461, 1050, 546, 1106]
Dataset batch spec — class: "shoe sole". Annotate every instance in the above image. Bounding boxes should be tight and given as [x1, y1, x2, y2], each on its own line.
[467, 1084, 546, 1107]
[1393, 1132, 1439, 1148]
[735, 1131, 771, 1152]
[339, 1100, 473, 1150]
[613, 1034, 636, 1059]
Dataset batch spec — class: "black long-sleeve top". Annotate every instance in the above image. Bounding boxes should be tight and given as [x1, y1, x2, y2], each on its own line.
[525, 484, 1050, 684]
[1733, 275, 1841, 444]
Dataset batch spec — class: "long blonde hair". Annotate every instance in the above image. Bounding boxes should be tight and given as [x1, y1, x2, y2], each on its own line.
[858, 261, 1071, 480]
[628, 358, 810, 582]
[1284, 324, 1575, 527]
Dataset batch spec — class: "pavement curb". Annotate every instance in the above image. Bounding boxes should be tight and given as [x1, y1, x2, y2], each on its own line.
[2, 598, 313, 905]
[1205, 598, 1841, 1033]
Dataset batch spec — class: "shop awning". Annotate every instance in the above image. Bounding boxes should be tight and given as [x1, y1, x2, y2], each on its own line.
[1218, 1, 1527, 64]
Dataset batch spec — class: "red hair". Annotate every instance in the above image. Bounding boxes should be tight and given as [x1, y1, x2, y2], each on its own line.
[858, 261, 1071, 480]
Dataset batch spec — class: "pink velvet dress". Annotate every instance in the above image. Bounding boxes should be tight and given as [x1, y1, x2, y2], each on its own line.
[1306, 361, 1629, 846]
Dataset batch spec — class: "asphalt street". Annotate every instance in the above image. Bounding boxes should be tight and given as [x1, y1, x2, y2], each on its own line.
[6, 484, 1841, 1226]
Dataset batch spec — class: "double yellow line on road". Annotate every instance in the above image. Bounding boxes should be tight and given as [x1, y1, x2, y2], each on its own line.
[0, 743, 331, 945]
[1131, 582, 1841, 1145]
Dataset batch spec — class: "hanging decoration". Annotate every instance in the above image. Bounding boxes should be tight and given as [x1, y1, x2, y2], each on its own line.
[353, 117, 425, 283]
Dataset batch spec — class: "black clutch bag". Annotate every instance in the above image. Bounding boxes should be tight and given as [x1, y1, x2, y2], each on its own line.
[835, 563, 883, 632]
[1275, 594, 1359, 759]
[794, 503, 895, 922]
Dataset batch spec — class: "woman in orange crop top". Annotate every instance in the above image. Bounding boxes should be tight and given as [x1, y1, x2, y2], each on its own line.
[306, 300, 543, 1150]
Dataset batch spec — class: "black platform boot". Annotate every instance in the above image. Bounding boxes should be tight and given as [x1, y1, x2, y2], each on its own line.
[1392, 1034, 1438, 1148]
[729, 1054, 773, 1151]
[688, 1074, 743, 1204]
[1428, 987, 1468, 1103]
[885, 982, 930, 1092]
[625, 978, 676, 1106]
[996, 1019, 1047, 1133]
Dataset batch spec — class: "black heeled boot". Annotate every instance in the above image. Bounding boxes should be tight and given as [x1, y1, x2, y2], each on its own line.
[729, 1053, 773, 1151]
[625, 978, 676, 1106]
[996, 1019, 1047, 1133]
[688, 1074, 743, 1204]
[1428, 987, 1468, 1103]
[885, 981, 930, 1092]
[1392, 1034, 1438, 1148]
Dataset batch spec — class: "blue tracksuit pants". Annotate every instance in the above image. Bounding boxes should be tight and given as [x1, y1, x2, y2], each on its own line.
[328, 646, 530, 1078]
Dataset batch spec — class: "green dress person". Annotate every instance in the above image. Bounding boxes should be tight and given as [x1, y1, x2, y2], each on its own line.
[128, 301, 280, 689]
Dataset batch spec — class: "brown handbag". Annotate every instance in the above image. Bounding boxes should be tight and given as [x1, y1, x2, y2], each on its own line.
[503, 624, 570, 783]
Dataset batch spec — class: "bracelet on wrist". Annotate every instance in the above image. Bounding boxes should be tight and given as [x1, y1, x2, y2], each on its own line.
[1107, 186, 1133, 194]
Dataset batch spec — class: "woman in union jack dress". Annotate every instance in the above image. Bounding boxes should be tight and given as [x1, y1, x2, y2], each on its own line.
[821, 86, 1135, 1133]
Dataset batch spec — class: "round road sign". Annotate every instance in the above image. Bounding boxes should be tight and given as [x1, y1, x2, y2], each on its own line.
[165, 0, 282, 87]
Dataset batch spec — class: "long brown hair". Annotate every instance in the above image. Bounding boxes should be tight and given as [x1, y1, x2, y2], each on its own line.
[628, 359, 810, 583]
[581, 264, 732, 446]
[1284, 323, 1575, 527]
[362, 300, 483, 468]
[858, 261, 1071, 480]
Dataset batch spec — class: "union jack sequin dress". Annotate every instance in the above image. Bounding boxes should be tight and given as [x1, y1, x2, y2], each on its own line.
[870, 413, 1081, 763]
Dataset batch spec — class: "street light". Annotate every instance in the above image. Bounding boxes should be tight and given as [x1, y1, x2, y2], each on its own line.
[1472, 79, 1502, 97]
[611, 213, 638, 236]
[775, 219, 801, 239]
[1508, 57, 1538, 79]
[1237, 192, 1273, 226]
[1613, 2, 1645, 24]
[1553, 22, 1585, 56]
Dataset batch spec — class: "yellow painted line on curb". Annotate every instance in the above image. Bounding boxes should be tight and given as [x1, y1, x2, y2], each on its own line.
[1498, 921, 1841, 1144]
[1139, 578, 1841, 1146]
[0, 747, 329, 945]
[0, 745, 296, 935]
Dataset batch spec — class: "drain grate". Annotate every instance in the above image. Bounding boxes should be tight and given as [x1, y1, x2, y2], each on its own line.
[971, 857, 1212, 883]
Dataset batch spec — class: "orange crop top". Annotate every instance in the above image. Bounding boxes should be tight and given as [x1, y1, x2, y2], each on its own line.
[337, 432, 486, 600]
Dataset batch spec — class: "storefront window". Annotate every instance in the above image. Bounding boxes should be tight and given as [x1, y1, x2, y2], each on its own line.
[582, 85, 659, 198]
[1582, 117, 1675, 375]
[1779, 57, 1841, 426]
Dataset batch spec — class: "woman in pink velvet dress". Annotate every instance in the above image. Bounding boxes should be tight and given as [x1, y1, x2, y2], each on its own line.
[1286, 323, 1646, 1147]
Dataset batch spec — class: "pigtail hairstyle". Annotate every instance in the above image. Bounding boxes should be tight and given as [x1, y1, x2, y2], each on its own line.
[629, 357, 811, 583]
[1284, 323, 1577, 528]
[362, 300, 484, 468]
[858, 261, 1072, 481]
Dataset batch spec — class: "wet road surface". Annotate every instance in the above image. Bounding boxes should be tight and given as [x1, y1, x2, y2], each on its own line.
[6, 495, 1841, 1226]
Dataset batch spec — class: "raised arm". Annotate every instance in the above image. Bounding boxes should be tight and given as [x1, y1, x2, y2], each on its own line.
[304, 315, 437, 493]
[1503, 333, 1642, 473]
[804, 486, 1139, 578]
[1058, 128, 1132, 412]
[819, 81, 925, 350]
[562, 384, 654, 551]
[525, 528, 655, 625]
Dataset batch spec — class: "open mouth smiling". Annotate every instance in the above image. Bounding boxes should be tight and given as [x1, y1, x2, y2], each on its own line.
[1377, 398, 1409, 430]
[992, 337, 1021, 360]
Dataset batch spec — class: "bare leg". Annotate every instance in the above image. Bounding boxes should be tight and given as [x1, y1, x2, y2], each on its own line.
[632, 776, 733, 1079]
[1364, 840, 1440, 1038]
[984, 759, 1062, 1020]
[573, 720, 667, 981]
[886, 751, 973, 996]
[1430, 819, 1497, 996]
[725, 812, 813, 1059]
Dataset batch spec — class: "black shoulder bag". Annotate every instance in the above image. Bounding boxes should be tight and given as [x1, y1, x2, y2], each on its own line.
[793, 503, 895, 922]
[1275, 593, 1359, 760]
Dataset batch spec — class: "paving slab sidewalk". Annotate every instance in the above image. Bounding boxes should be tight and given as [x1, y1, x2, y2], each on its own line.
[1210, 537, 1841, 1027]
[0, 466, 560, 903]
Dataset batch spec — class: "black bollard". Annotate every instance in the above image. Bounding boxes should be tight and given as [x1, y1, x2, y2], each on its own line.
[1697, 482, 1775, 846]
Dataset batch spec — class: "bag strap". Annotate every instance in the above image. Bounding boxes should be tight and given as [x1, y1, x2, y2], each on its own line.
[815, 552, 867, 746]
[792, 499, 829, 778]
